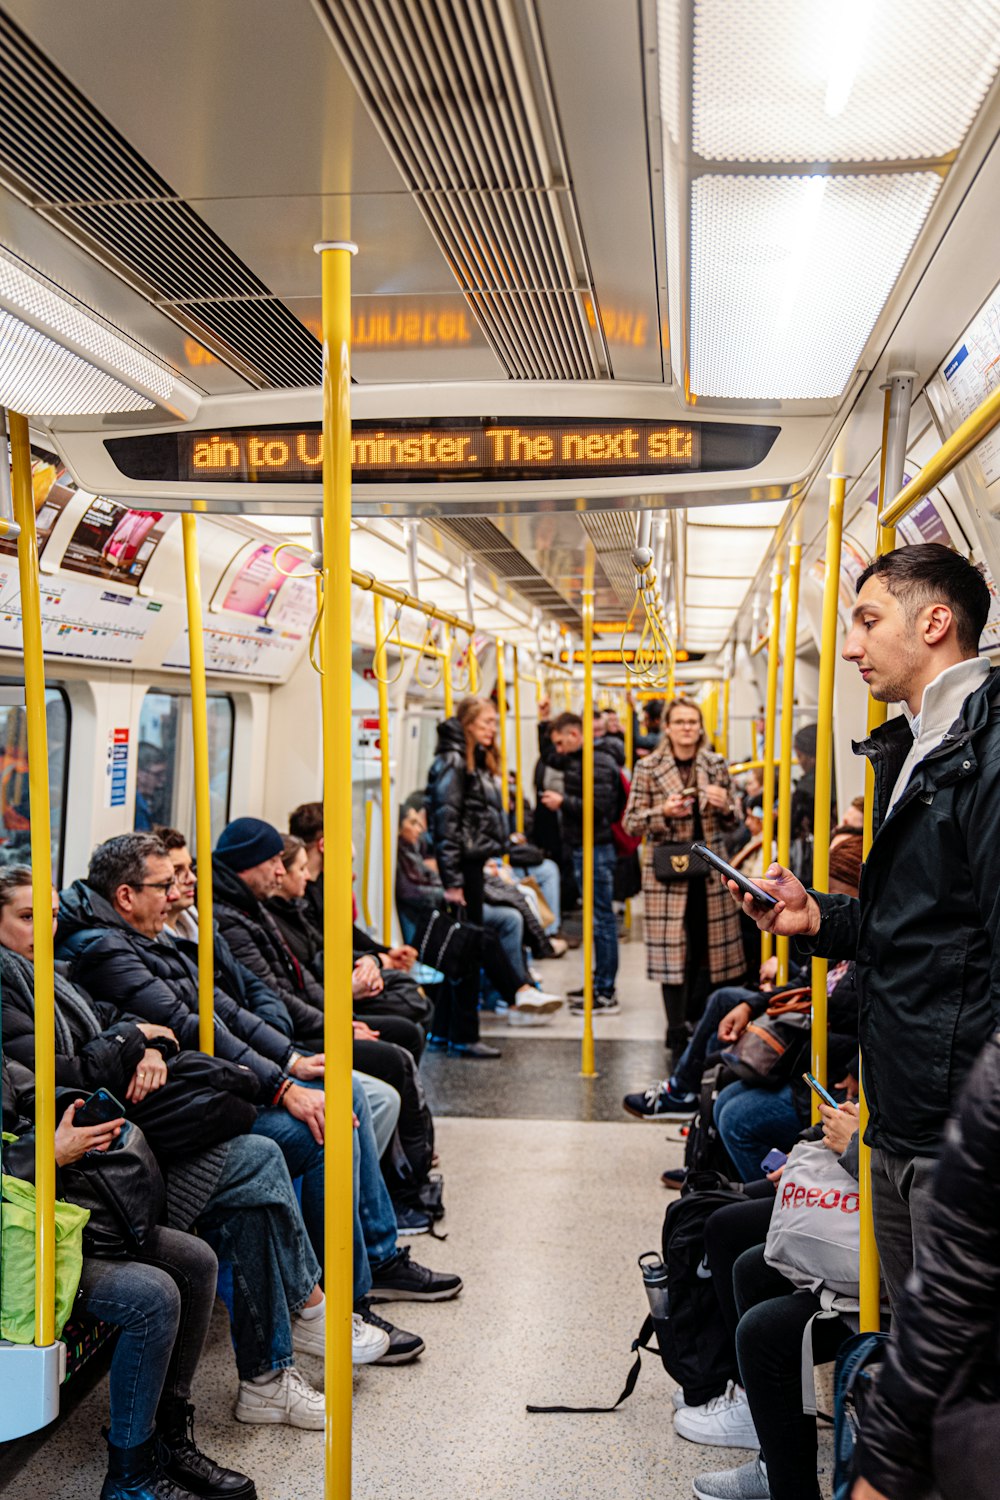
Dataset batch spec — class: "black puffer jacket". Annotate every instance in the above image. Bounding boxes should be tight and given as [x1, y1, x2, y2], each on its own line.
[796, 669, 1000, 1156]
[857, 1031, 1000, 1498]
[540, 729, 625, 848]
[1, 957, 147, 1097]
[212, 861, 325, 1046]
[425, 717, 507, 889]
[56, 880, 293, 1097]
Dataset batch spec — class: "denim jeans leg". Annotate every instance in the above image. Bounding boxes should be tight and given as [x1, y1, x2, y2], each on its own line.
[195, 1134, 320, 1380]
[714, 1079, 802, 1182]
[76, 1256, 182, 1447]
[354, 1070, 401, 1157]
[527, 858, 561, 933]
[483, 903, 528, 982]
[354, 1077, 398, 1273]
[672, 986, 759, 1096]
[592, 845, 619, 992]
[253, 1100, 325, 1267]
[353, 1120, 369, 1302]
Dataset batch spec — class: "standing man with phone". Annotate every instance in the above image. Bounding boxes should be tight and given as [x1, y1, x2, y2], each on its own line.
[727, 544, 1000, 1309]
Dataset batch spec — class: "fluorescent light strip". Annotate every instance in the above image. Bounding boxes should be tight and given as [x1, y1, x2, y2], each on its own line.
[690, 172, 941, 399]
[0, 311, 154, 415]
[0, 247, 173, 402]
[690, 0, 1000, 163]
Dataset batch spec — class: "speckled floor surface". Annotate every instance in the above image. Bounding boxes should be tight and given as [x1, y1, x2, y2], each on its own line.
[0, 931, 834, 1498]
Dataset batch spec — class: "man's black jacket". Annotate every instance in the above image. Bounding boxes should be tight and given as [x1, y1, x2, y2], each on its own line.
[797, 668, 1000, 1156]
[857, 1031, 1000, 1496]
[56, 880, 294, 1098]
[539, 727, 624, 849]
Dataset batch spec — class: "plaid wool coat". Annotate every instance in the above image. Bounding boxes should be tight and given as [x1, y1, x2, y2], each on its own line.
[622, 741, 746, 984]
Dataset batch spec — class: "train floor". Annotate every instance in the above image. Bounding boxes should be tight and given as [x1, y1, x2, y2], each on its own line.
[2, 924, 836, 1499]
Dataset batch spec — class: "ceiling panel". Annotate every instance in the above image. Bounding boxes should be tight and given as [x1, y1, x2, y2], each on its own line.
[4, 0, 406, 199]
[688, 501, 791, 527]
[687, 527, 772, 576]
[282, 296, 502, 384]
[686, 576, 749, 607]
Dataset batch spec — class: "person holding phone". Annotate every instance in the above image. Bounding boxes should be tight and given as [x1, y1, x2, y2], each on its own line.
[622, 699, 745, 1061]
[726, 544, 1000, 1311]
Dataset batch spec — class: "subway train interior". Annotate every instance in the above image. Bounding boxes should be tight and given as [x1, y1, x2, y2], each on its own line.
[2, 2, 1000, 1498]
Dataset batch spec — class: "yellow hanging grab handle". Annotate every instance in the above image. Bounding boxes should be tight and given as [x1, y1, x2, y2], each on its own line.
[412, 622, 444, 690]
[371, 598, 406, 686]
[271, 541, 318, 579]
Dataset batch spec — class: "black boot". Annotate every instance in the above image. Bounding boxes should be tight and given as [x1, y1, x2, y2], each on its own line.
[100, 1432, 196, 1500]
[156, 1398, 256, 1500]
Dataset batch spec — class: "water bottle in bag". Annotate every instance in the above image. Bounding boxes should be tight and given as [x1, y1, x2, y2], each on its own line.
[639, 1251, 669, 1321]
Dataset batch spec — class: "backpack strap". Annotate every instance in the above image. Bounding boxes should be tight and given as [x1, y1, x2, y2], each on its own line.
[526, 1315, 659, 1414]
[801, 1289, 861, 1416]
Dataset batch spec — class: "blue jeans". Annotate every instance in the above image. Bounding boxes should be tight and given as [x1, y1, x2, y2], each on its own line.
[714, 1079, 803, 1182]
[77, 1226, 217, 1446]
[196, 1134, 320, 1380]
[353, 1074, 401, 1301]
[483, 902, 530, 987]
[672, 986, 760, 1096]
[355, 1070, 401, 1156]
[572, 844, 618, 994]
[253, 1098, 326, 1268]
[525, 858, 561, 933]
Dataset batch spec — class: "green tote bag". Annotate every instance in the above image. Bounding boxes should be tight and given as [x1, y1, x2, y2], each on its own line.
[1, 1162, 90, 1344]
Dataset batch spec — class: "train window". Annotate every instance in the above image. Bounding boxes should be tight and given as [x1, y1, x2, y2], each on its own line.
[136, 690, 234, 849]
[0, 687, 70, 883]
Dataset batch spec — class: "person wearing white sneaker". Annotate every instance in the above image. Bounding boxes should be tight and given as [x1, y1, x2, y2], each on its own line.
[235, 1366, 326, 1430]
[512, 984, 562, 1014]
[674, 1381, 759, 1449]
[692, 1454, 769, 1500]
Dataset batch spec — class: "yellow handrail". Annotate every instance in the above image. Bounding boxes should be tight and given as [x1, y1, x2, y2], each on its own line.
[728, 760, 765, 775]
[809, 474, 846, 1122]
[775, 539, 802, 984]
[496, 637, 509, 816]
[442, 623, 454, 718]
[351, 569, 473, 634]
[720, 673, 731, 762]
[181, 513, 215, 1056]
[512, 645, 524, 835]
[760, 558, 783, 964]
[10, 409, 56, 1348]
[372, 594, 394, 947]
[361, 799, 374, 929]
[580, 590, 597, 1077]
[880, 380, 1000, 530]
[315, 238, 356, 1500]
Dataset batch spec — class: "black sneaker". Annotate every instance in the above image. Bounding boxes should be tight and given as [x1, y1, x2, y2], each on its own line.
[661, 1168, 688, 1190]
[354, 1299, 425, 1364]
[623, 1080, 698, 1120]
[368, 1246, 463, 1303]
[567, 986, 585, 999]
[393, 1203, 432, 1235]
[569, 992, 620, 1015]
[448, 1040, 501, 1058]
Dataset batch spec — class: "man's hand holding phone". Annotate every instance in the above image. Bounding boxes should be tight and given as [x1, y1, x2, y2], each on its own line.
[721, 862, 822, 935]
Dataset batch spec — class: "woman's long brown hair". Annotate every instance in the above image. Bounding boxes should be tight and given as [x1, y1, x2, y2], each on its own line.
[456, 696, 499, 775]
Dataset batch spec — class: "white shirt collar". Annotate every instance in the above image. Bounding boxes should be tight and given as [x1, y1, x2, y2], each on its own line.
[902, 656, 989, 741]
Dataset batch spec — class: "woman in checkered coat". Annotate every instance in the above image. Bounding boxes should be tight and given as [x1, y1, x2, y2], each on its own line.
[623, 699, 746, 1054]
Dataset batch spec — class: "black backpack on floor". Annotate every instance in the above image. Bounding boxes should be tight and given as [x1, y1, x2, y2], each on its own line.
[684, 1062, 740, 1179]
[657, 1170, 745, 1404]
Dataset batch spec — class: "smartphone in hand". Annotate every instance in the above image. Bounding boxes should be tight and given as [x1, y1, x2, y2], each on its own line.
[73, 1088, 125, 1128]
[802, 1072, 840, 1111]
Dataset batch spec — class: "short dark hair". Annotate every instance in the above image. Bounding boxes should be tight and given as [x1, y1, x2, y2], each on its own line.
[550, 711, 583, 733]
[644, 700, 664, 726]
[88, 833, 168, 899]
[137, 740, 167, 771]
[289, 802, 323, 844]
[857, 543, 990, 654]
[154, 826, 187, 852]
[0, 865, 35, 911]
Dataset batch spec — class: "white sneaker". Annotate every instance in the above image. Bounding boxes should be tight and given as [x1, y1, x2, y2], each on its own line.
[513, 985, 563, 1014]
[547, 937, 569, 958]
[674, 1382, 759, 1449]
[292, 1309, 325, 1358]
[352, 1311, 391, 1365]
[672, 1387, 690, 1411]
[235, 1366, 325, 1429]
[507, 1007, 551, 1027]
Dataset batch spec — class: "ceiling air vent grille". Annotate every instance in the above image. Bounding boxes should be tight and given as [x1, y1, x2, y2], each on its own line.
[436, 516, 581, 625]
[578, 509, 648, 608]
[0, 10, 321, 388]
[313, 0, 610, 382]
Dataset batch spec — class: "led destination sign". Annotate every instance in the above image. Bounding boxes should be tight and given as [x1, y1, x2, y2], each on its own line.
[105, 419, 778, 486]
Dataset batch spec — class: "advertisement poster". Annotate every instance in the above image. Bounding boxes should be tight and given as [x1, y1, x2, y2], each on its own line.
[0, 456, 75, 559]
[976, 561, 1000, 652]
[0, 568, 159, 665]
[105, 727, 130, 809]
[61, 496, 174, 585]
[221, 543, 286, 618]
[266, 570, 316, 635]
[941, 288, 1000, 488]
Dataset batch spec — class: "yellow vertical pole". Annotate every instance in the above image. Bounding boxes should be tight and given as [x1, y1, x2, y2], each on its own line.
[468, 633, 479, 693]
[810, 476, 846, 1123]
[496, 637, 509, 816]
[775, 539, 802, 983]
[512, 646, 524, 835]
[10, 410, 55, 1347]
[315, 238, 356, 1500]
[760, 558, 783, 964]
[858, 386, 896, 1333]
[442, 622, 454, 718]
[581, 591, 597, 1076]
[372, 593, 393, 947]
[721, 673, 731, 762]
[624, 693, 634, 771]
[181, 513, 215, 1055]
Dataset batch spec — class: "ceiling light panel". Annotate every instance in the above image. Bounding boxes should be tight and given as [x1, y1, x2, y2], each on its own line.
[686, 576, 748, 608]
[690, 172, 941, 398]
[0, 312, 154, 415]
[687, 527, 772, 576]
[689, 501, 790, 527]
[692, 0, 1000, 163]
